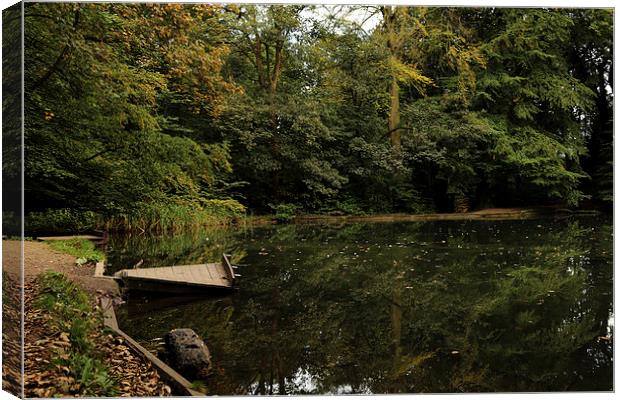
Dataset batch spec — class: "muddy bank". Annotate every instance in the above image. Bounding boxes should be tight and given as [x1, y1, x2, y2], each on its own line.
[287, 207, 598, 224]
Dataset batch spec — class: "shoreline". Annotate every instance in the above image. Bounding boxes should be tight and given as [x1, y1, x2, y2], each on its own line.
[246, 206, 601, 226]
[3, 240, 176, 397]
[23, 207, 604, 237]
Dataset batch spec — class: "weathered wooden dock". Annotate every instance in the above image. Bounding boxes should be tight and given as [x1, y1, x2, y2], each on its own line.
[38, 234, 105, 241]
[114, 254, 238, 294]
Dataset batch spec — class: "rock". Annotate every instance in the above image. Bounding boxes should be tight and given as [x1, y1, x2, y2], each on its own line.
[162, 329, 212, 380]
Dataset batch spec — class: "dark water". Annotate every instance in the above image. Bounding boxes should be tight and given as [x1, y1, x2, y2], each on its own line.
[111, 216, 613, 394]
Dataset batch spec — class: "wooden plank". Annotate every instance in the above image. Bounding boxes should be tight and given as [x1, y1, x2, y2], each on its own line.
[100, 297, 119, 330]
[185, 266, 200, 284]
[114, 259, 235, 293]
[204, 264, 215, 280]
[38, 235, 103, 241]
[222, 254, 236, 284]
[100, 298, 202, 396]
[94, 261, 105, 277]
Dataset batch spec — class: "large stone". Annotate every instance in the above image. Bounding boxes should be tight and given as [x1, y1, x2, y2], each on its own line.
[163, 329, 212, 380]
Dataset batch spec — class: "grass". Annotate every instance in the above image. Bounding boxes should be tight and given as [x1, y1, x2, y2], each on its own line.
[27, 200, 247, 234]
[190, 380, 208, 394]
[47, 239, 105, 263]
[103, 200, 245, 233]
[35, 271, 117, 396]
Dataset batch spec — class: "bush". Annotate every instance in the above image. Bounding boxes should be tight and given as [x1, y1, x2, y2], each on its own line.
[26, 209, 100, 234]
[201, 199, 246, 217]
[269, 203, 298, 223]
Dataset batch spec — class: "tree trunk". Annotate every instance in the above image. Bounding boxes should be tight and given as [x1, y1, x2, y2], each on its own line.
[388, 76, 401, 150]
[383, 6, 402, 152]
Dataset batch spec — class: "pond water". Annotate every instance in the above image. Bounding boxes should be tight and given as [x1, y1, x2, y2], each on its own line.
[110, 216, 613, 394]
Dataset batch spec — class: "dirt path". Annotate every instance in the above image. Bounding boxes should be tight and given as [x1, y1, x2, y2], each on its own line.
[3, 239, 171, 397]
[4, 240, 118, 295]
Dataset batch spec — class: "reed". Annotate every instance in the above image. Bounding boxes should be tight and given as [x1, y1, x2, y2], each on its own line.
[26, 199, 247, 234]
[103, 199, 245, 233]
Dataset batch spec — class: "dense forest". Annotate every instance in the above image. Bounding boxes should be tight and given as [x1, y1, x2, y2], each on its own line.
[18, 3, 613, 232]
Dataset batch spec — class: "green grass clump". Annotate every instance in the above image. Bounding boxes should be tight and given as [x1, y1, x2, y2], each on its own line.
[268, 203, 298, 223]
[47, 239, 105, 263]
[35, 271, 117, 396]
[190, 380, 208, 393]
[104, 200, 245, 233]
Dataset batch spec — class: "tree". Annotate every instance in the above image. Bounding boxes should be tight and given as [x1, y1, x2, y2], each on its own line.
[214, 5, 348, 210]
[24, 3, 244, 231]
[376, 6, 434, 151]
[566, 9, 613, 204]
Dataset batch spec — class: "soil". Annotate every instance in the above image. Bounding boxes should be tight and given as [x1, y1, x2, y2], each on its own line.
[4, 240, 119, 295]
[23, 279, 171, 397]
[2, 239, 171, 397]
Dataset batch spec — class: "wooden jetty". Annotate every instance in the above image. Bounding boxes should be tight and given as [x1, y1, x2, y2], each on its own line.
[38, 229, 108, 242]
[38, 234, 104, 241]
[114, 254, 239, 294]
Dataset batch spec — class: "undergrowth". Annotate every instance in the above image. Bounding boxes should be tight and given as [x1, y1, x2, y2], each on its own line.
[36, 271, 117, 396]
[27, 199, 246, 234]
[47, 239, 105, 263]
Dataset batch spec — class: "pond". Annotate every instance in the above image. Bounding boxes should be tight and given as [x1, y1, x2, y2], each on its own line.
[110, 216, 613, 394]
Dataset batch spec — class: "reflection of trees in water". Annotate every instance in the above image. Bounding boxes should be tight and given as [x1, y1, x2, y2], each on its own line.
[106, 227, 247, 273]
[117, 217, 612, 393]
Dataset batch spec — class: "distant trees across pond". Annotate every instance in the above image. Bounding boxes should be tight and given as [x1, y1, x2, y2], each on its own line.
[18, 4, 613, 232]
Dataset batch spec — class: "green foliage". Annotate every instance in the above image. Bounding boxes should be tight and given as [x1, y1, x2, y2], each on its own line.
[56, 353, 117, 397]
[320, 198, 367, 216]
[47, 239, 105, 263]
[35, 272, 118, 396]
[23, 4, 611, 226]
[36, 272, 91, 318]
[104, 199, 245, 233]
[24, 3, 243, 232]
[202, 199, 247, 217]
[269, 203, 299, 223]
[26, 209, 100, 233]
[190, 380, 208, 393]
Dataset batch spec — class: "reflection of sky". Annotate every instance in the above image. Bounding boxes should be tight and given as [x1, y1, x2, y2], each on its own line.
[291, 368, 316, 393]
[247, 367, 374, 395]
[289, 367, 374, 394]
[246, 368, 318, 394]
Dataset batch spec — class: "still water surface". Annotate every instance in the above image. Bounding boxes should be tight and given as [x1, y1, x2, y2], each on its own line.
[110, 216, 613, 394]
